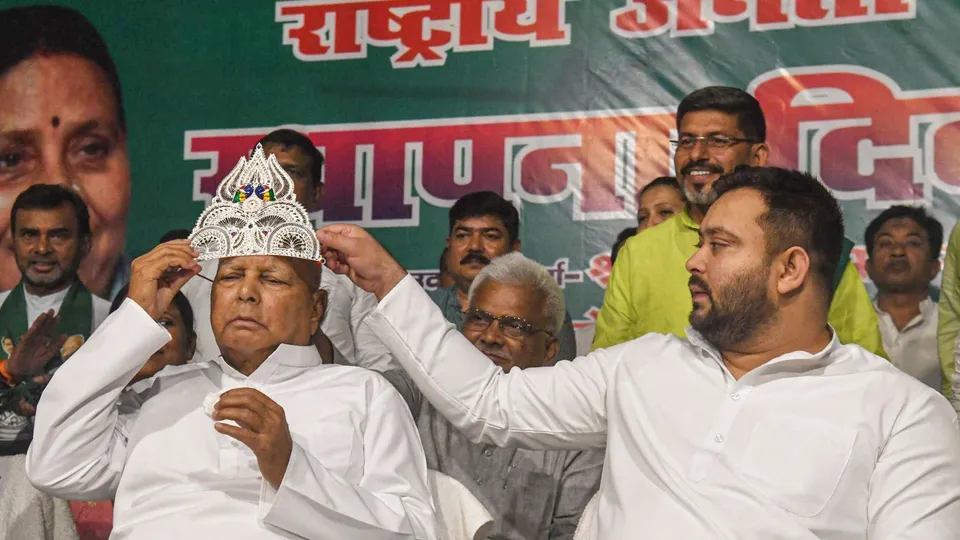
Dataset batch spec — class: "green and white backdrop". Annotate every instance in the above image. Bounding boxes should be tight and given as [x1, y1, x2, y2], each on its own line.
[6, 0, 960, 328]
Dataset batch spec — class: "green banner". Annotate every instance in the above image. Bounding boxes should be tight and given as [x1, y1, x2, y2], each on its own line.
[1, 0, 957, 327]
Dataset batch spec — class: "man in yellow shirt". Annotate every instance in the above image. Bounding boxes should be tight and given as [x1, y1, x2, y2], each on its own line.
[592, 87, 886, 358]
[935, 221, 960, 413]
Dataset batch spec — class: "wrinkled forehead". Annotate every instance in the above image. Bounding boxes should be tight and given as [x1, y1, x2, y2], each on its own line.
[215, 255, 321, 289]
[470, 279, 545, 319]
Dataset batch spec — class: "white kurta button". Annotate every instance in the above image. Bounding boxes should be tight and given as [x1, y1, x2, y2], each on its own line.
[714, 434, 724, 444]
[483, 449, 493, 457]
[731, 393, 740, 401]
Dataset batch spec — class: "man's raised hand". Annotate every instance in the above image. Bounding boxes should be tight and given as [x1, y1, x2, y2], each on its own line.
[6, 310, 67, 380]
[128, 240, 200, 320]
[315, 224, 407, 300]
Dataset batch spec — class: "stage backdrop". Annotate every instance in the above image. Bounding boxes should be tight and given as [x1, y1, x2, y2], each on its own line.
[9, 0, 960, 327]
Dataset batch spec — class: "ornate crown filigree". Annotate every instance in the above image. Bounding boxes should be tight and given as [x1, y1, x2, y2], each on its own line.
[189, 144, 323, 262]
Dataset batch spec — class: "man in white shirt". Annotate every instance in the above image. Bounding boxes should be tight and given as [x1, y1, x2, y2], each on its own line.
[318, 166, 960, 539]
[865, 205, 945, 393]
[0, 184, 111, 453]
[182, 129, 395, 370]
[26, 146, 438, 539]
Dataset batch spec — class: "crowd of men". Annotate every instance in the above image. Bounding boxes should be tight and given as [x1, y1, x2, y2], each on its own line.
[1, 4, 959, 540]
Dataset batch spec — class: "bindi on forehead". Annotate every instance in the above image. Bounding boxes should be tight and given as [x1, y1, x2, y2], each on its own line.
[51, 116, 60, 128]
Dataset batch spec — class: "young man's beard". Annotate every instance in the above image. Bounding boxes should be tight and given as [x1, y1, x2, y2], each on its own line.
[690, 269, 777, 350]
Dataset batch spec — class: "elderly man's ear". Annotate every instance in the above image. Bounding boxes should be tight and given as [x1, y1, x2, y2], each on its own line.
[310, 289, 332, 363]
[310, 289, 328, 336]
[545, 338, 559, 365]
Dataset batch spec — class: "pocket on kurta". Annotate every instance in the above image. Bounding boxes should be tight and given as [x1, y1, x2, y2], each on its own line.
[496, 454, 558, 536]
[736, 415, 856, 517]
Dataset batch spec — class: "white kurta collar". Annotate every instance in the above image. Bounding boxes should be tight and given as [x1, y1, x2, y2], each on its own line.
[872, 296, 936, 333]
[215, 343, 322, 385]
[684, 325, 842, 382]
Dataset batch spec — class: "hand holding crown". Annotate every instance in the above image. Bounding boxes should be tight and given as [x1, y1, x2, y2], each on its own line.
[317, 224, 407, 301]
[128, 240, 201, 320]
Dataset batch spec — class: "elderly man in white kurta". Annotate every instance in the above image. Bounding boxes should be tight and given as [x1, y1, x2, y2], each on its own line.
[25, 146, 438, 539]
[182, 130, 398, 371]
[318, 167, 960, 540]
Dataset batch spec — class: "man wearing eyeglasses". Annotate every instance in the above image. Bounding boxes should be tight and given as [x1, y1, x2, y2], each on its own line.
[590, 86, 886, 358]
[430, 191, 580, 362]
[381, 252, 603, 540]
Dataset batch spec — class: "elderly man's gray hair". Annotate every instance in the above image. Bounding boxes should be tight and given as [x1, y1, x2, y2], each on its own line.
[467, 252, 565, 334]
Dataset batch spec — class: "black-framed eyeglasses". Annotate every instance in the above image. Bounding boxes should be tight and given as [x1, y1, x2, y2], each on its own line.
[669, 134, 757, 151]
[462, 309, 553, 339]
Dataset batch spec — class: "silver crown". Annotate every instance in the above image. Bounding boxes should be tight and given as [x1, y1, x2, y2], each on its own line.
[189, 144, 323, 262]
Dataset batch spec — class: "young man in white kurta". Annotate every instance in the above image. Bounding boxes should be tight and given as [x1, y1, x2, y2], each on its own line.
[26, 242, 438, 539]
[370, 278, 959, 539]
[317, 167, 960, 540]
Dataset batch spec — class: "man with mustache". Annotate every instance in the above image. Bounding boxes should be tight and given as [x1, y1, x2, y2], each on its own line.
[0, 185, 111, 450]
[429, 191, 578, 361]
[591, 87, 886, 359]
[865, 206, 948, 396]
[0, 184, 112, 540]
[383, 252, 602, 539]
[318, 166, 960, 538]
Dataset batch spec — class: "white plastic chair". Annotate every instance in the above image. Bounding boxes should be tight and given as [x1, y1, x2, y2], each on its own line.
[0, 453, 79, 540]
[573, 490, 601, 540]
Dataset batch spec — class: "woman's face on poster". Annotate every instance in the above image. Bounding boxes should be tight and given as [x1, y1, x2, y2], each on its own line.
[0, 53, 130, 297]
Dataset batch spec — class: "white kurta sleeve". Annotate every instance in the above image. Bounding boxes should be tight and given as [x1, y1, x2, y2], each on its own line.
[25, 299, 170, 500]
[867, 389, 960, 538]
[350, 284, 400, 372]
[366, 275, 614, 451]
[259, 384, 438, 539]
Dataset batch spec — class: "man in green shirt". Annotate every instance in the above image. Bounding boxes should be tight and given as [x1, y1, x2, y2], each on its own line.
[428, 191, 578, 361]
[592, 87, 887, 359]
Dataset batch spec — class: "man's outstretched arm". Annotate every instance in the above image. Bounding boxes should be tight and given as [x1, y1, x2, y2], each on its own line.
[318, 225, 612, 451]
[27, 240, 202, 499]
